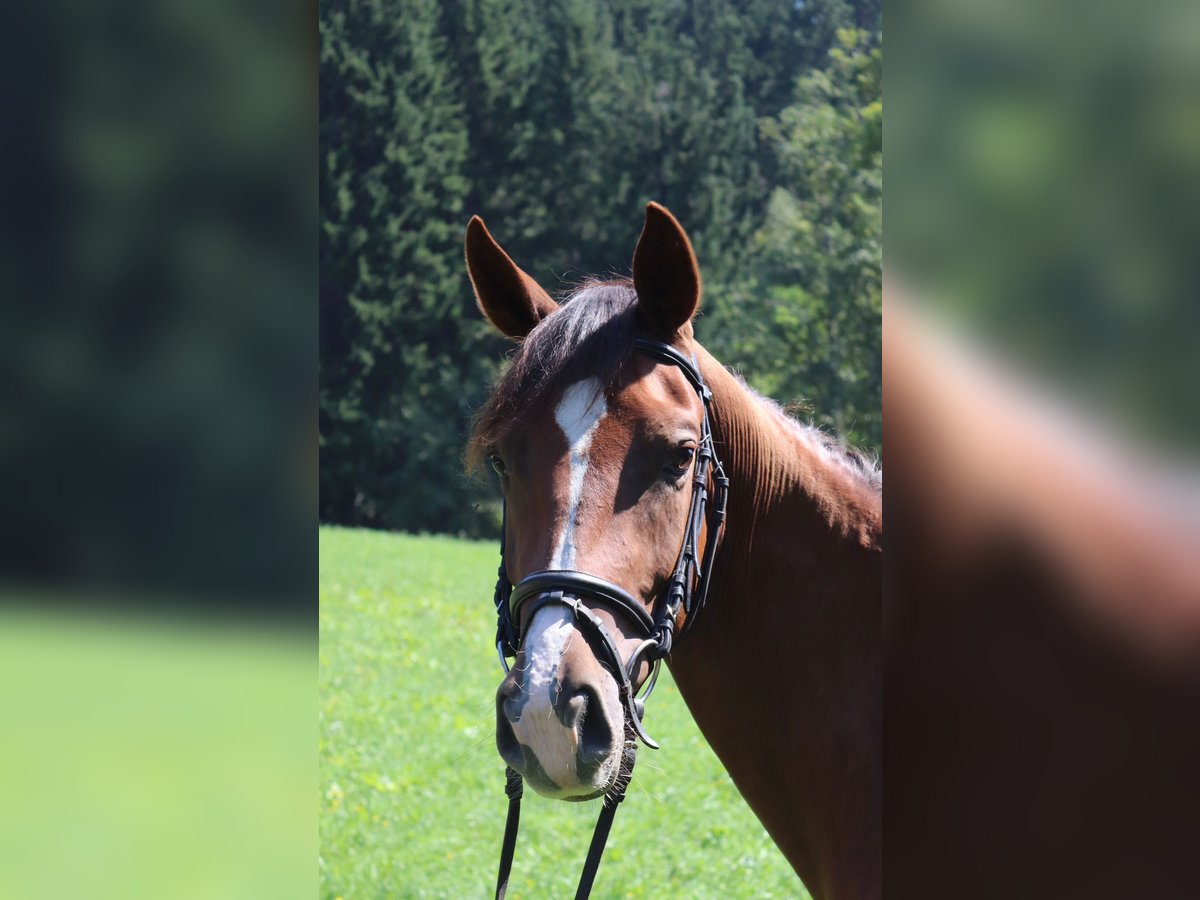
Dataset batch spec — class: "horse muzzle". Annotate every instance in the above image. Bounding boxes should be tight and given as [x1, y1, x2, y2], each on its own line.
[495, 631, 624, 798]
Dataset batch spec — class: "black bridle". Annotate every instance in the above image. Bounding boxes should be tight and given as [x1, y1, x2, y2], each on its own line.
[490, 336, 728, 899]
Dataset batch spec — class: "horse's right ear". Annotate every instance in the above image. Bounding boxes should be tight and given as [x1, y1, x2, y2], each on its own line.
[465, 216, 558, 339]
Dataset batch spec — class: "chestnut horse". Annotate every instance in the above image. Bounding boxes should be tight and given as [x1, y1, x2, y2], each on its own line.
[466, 204, 882, 900]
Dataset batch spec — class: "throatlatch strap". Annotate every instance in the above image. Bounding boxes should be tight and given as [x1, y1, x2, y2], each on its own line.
[494, 767, 523, 900]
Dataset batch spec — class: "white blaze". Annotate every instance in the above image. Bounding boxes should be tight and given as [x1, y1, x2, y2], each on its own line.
[510, 377, 609, 791]
[549, 378, 607, 569]
[511, 605, 577, 784]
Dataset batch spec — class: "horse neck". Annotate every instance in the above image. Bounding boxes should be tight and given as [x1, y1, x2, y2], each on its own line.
[693, 345, 881, 619]
[667, 346, 882, 900]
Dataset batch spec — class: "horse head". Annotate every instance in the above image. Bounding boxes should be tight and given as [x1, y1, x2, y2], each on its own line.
[467, 203, 719, 800]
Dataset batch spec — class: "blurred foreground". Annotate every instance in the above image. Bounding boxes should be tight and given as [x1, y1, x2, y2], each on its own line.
[0, 609, 313, 900]
[0, 0, 313, 897]
[884, 289, 1200, 899]
[0, 0, 312, 608]
[887, 0, 1200, 894]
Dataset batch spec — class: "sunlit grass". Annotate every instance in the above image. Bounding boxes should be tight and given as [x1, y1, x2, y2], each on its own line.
[319, 526, 804, 898]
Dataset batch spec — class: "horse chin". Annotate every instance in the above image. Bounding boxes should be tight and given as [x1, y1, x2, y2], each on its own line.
[525, 757, 621, 802]
[564, 790, 605, 803]
[549, 779, 615, 803]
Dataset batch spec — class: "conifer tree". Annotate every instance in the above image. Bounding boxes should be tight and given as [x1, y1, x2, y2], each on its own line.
[319, 1, 883, 534]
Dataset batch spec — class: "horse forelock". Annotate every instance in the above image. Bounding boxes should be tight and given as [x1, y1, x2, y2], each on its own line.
[468, 279, 638, 472]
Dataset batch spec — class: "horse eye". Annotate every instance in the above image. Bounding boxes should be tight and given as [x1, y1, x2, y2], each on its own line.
[669, 445, 696, 472]
[490, 454, 507, 477]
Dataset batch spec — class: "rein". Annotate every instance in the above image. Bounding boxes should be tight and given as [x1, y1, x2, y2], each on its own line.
[489, 336, 728, 899]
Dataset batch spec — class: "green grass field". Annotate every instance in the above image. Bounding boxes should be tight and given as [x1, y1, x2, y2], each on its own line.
[320, 527, 806, 898]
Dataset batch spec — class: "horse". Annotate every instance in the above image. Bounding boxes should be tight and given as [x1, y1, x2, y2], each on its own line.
[465, 203, 882, 900]
[884, 288, 1200, 900]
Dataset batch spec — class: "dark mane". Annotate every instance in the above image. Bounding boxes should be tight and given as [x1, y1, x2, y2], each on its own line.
[467, 279, 638, 472]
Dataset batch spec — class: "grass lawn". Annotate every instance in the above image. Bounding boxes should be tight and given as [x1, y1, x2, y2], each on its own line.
[319, 526, 806, 898]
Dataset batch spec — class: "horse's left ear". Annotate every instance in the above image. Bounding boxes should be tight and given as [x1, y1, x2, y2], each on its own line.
[632, 202, 702, 338]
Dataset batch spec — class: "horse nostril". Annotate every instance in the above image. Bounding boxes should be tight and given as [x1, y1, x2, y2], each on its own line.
[496, 690, 524, 769]
[502, 696, 523, 724]
[497, 671, 524, 723]
[556, 689, 587, 729]
[559, 686, 616, 763]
